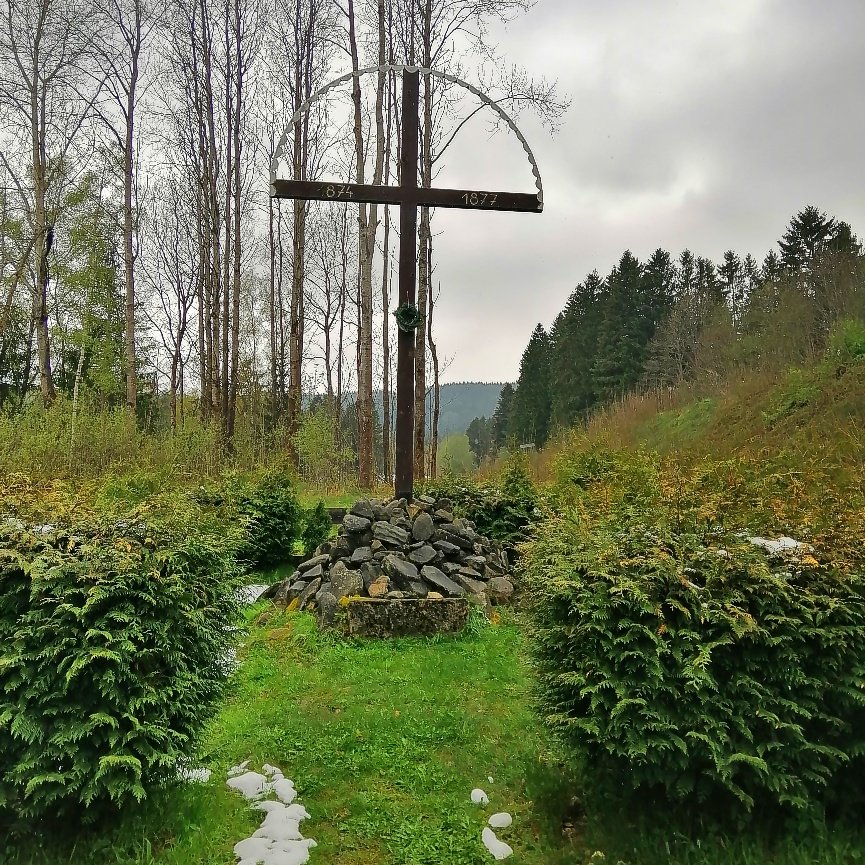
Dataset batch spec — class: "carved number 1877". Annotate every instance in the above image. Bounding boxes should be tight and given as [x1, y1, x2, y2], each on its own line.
[461, 192, 498, 206]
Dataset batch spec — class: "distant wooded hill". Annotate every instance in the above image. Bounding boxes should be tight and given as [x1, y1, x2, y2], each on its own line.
[371, 382, 506, 439]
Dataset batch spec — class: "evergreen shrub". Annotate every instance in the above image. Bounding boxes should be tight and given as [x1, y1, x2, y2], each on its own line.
[301, 501, 332, 557]
[421, 457, 538, 545]
[194, 470, 302, 568]
[0, 513, 243, 822]
[525, 515, 865, 812]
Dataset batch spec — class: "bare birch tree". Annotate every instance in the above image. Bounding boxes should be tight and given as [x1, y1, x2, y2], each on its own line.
[93, 0, 157, 416]
[343, 0, 387, 487]
[140, 175, 198, 433]
[266, 0, 333, 462]
[0, 0, 105, 405]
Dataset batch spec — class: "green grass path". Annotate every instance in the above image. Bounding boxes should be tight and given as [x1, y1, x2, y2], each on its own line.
[199, 609, 577, 865]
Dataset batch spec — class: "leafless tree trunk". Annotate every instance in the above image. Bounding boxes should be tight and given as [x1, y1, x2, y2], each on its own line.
[277, 203, 287, 405]
[346, 0, 386, 487]
[140, 177, 196, 434]
[96, 0, 153, 417]
[270, 0, 330, 464]
[268, 194, 278, 417]
[336, 203, 348, 447]
[427, 275, 442, 478]
[380, 205, 392, 481]
[306, 209, 348, 407]
[412, 0, 433, 481]
[226, 0, 259, 440]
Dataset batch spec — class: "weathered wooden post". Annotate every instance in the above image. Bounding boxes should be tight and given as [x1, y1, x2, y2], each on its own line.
[395, 69, 420, 502]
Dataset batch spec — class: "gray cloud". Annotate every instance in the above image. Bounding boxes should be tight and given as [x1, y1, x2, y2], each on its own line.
[428, 0, 865, 384]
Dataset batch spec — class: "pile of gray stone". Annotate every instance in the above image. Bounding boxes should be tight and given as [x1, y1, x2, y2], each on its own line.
[261, 494, 515, 627]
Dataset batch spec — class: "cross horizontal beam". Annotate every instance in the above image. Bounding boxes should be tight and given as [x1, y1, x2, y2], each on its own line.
[271, 179, 542, 213]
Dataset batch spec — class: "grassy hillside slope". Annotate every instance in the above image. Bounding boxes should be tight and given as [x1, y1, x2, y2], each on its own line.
[554, 347, 865, 505]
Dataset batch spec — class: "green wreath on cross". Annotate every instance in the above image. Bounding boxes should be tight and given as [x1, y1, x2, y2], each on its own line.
[393, 303, 423, 333]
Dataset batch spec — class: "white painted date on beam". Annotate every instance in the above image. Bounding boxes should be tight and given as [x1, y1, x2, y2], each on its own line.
[323, 184, 354, 199]
[461, 191, 498, 206]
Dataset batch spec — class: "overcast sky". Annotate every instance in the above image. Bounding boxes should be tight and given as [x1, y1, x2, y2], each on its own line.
[429, 0, 865, 384]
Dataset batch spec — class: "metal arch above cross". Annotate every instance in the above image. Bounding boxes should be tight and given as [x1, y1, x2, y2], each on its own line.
[271, 66, 543, 501]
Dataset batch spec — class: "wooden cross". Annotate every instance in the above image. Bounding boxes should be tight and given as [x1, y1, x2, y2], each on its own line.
[272, 69, 541, 501]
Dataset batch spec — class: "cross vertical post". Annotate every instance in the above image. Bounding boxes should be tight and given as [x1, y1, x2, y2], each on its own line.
[395, 69, 419, 501]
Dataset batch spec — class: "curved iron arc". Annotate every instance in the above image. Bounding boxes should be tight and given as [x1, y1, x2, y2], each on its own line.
[270, 64, 543, 207]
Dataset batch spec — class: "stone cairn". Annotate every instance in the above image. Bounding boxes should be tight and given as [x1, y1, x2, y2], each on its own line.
[263, 494, 515, 627]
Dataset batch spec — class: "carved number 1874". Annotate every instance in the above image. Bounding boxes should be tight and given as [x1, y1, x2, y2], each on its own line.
[461, 191, 498, 206]
[324, 184, 354, 199]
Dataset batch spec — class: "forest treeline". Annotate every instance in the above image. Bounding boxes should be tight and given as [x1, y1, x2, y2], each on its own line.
[0, 0, 564, 485]
[467, 206, 865, 460]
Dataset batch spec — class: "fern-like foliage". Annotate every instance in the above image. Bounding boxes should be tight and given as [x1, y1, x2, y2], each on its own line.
[301, 501, 332, 557]
[0, 510, 243, 824]
[192, 470, 302, 567]
[525, 493, 865, 813]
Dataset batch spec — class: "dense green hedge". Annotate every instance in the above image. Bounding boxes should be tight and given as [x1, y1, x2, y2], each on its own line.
[0, 513, 243, 822]
[525, 516, 865, 812]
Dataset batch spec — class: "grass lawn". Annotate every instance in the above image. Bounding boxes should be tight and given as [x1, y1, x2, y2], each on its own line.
[5, 608, 865, 865]
[296, 489, 380, 510]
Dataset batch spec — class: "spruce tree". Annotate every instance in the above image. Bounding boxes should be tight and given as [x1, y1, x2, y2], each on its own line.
[742, 250, 784, 328]
[510, 324, 552, 448]
[591, 251, 645, 402]
[760, 249, 783, 286]
[778, 205, 837, 274]
[466, 416, 494, 462]
[827, 221, 862, 257]
[678, 249, 696, 296]
[696, 256, 723, 306]
[641, 249, 677, 333]
[742, 253, 759, 294]
[491, 383, 515, 449]
[549, 270, 602, 427]
[718, 250, 745, 325]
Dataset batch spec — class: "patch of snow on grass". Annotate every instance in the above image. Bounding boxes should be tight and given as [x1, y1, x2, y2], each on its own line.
[482, 827, 513, 860]
[470, 788, 489, 805]
[177, 766, 212, 783]
[749, 536, 810, 554]
[253, 810, 303, 841]
[237, 584, 270, 605]
[273, 778, 297, 803]
[488, 812, 512, 829]
[227, 771, 272, 800]
[227, 764, 317, 865]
